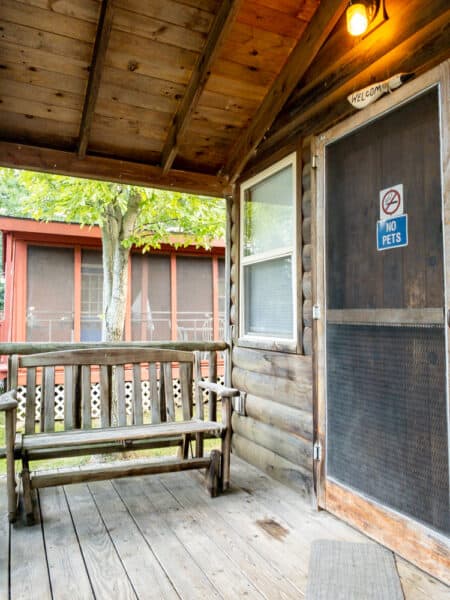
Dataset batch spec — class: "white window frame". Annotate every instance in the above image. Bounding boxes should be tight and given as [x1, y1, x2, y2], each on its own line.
[239, 152, 297, 348]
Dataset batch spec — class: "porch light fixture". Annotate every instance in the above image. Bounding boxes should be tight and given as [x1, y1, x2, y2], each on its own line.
[346, 0, 382, 37]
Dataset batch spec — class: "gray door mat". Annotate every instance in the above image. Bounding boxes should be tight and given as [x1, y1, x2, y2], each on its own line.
[305, 540, 404, 600]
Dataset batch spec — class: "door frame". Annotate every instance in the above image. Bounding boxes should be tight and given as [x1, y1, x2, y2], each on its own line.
[312, 59, 450, 583]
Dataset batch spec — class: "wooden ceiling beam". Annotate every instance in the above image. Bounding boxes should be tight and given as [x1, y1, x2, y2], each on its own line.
[0, 142, 231, 197]
[221, 0, 348, 184]
[78, 0, 114, 159]
[160, 0, 241, 174]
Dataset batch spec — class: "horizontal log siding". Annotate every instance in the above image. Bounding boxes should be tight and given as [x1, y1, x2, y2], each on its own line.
[231, 140, 314, 494]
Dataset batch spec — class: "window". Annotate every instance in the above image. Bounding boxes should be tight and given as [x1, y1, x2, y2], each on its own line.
[27, 246, 74, 342]
[240, 153, 296, 342]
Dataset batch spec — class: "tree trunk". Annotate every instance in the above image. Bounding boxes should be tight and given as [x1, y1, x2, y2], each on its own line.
[101, 193, 140, 343]
[100, 192, 140, 424]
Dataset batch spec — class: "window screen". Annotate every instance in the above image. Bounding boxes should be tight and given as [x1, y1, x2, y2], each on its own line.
[81, 249, 103, 342]
[177, 257, 213, 341]
[27, 246, 74, 341]
[131, 254, 171, 341]
[244, 256, 293, 337]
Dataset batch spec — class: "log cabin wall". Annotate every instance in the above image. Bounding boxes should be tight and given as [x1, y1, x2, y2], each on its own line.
[230, 138, 314, 495]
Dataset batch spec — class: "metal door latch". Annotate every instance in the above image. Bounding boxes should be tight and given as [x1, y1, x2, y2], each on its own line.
[313, 441, 322, 461]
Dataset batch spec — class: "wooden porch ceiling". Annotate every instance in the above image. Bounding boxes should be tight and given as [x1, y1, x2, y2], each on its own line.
[0, 0, 449, 196]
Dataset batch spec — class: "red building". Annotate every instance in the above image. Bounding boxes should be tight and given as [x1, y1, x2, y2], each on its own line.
[0, 216, 225, 378]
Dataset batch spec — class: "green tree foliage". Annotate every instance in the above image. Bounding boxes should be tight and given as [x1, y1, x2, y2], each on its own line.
[0, 168, 29, 218]
[0, 169, 31, 312]
[0, 168, 225, 341]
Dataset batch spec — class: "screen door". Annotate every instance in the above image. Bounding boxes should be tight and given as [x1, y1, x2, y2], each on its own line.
[325, 87, 449, 536]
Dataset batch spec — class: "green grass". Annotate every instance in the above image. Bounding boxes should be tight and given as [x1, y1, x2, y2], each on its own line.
[0, 407, 220, 475]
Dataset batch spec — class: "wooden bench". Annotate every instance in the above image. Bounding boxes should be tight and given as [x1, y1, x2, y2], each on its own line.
[0, 347, 239, 524]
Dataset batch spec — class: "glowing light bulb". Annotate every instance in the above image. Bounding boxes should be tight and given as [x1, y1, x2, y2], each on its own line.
[346, 3, 369, 36]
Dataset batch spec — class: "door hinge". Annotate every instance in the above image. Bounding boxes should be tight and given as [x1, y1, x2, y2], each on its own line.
[313, 304, 321, 320]
[311, 154, 318, 169]
[313, 441, 322, 461]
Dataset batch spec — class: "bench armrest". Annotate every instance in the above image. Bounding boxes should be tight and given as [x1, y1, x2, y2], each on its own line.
[197, 381, 240, 398]
[0, 390, 18, 412]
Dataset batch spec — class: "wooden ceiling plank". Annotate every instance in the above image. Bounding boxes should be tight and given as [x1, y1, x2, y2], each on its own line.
[160, 0, 242, 174]
[0, 21, 92, 63]
[236, 1, 309, 39]
[222, 0, 348, 183]
[0, 60, 88, 96]
[0, 95, 81, 125]
[0, 41, 90, 80]
[106, 29, 197, 86]
[0, 114, 79, 147]
[15, 0, 100, 24]
[0, 142, 231, 197]
[78, 0, 114, 159]
[113, 7, 207, 53]
[101, 67, 186, 102]
[1, 0, 98, 43]
[113, 0, 215, 33]
[0, 79, 84, 112]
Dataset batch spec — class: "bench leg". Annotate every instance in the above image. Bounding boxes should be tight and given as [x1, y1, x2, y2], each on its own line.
[205, 449, 221, 498]
[5, 410, 18, 523]
[21, 463, 35, 525]
[221, 397, 232, 491]
[179, 434, 191, 459]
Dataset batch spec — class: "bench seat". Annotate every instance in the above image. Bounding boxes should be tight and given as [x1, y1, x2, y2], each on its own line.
[21, 420, 225, 452]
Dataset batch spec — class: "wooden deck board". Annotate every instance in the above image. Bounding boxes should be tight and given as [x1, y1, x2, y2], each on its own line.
[9, 500, 52, 600]
[39, 487, 94, 600]
[138, 476, 266, 599]
[1, 458, 449, 599]
[88, 480, 179, 600]
[113, 477, 223, 599]
[64, 483, 137, 600]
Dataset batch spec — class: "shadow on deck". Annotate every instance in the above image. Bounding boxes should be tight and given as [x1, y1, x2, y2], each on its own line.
[1, 457, 448, 599]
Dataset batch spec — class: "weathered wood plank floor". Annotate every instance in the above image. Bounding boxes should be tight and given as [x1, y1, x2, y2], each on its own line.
[1, 457, 449, 599]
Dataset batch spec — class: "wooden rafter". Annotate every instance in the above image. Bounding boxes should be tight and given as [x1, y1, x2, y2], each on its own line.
[77, 0, 114, 159]
[0, 142, 231, 197]
[160, 0, 241, 174]
[221, 0, 348, 183]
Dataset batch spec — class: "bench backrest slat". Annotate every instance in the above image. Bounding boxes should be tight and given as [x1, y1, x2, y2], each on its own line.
[180, 362, 194, 421]
[149, 363, 160, 425]
[132, 364, 143, 426]
[99, 365, 111, 428]
[163, 363, 175, 422]
[64, 365, 77, 431]
[43, 367, 56, 432]
[81, 365, 91, 429]
[194, 353, 203, 421]
[25, 367, 36, 434]
[115, 365, 127, 426]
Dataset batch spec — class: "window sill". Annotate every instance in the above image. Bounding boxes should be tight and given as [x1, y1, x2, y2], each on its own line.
[237, 337, 299, 354]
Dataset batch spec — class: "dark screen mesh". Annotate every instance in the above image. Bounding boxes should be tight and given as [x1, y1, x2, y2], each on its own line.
[327, 323, 449, 535]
